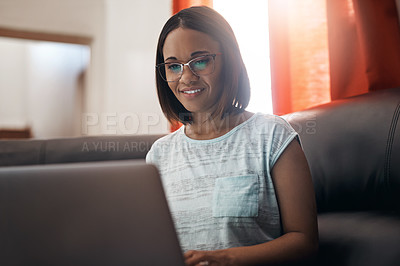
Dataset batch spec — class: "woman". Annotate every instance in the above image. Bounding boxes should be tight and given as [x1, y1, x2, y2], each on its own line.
[146, 6, 318, 266]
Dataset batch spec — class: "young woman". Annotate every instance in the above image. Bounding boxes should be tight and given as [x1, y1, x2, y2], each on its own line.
[146, 6, 318, 266]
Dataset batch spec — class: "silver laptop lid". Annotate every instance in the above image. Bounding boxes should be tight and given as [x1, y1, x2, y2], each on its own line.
[0, 160, 184, 266]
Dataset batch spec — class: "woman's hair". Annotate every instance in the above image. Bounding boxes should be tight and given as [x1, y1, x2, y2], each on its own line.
[155, 6, 250, 124]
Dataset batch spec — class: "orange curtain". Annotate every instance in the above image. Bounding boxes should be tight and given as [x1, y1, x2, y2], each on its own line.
[269, 0, 400, 115]
[269, 0, 331, 115]
[173, 0, 213, 14]
[327, 0, 400, 100]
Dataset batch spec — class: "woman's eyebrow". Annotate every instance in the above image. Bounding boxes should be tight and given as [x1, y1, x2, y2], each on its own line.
[164, 51, 210, 62]
[165, 56, 177, 61]
[191, 50, 210, 57]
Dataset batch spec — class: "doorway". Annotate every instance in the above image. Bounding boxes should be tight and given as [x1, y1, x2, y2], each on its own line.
[0, 31, 90, 139]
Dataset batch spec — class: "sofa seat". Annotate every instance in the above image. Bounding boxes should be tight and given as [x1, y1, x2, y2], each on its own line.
[317, 211, 400, 266]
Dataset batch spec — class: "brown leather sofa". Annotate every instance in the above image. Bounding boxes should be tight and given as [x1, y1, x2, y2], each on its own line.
[1, 87, 399, 265]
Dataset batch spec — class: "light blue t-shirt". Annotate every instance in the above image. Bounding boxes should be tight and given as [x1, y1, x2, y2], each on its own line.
[146, 113, 298, 252]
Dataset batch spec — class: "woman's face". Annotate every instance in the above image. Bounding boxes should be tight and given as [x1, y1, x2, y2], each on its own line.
[162, 27, 222, 115]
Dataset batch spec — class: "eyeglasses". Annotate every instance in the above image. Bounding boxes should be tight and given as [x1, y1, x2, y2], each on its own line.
[156, 53, 221, 82]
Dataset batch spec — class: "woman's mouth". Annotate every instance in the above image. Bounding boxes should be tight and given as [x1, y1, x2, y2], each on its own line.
[180, 88, 205, 96]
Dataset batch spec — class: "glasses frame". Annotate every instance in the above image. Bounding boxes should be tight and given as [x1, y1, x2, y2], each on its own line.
[156, 53, 221, 82]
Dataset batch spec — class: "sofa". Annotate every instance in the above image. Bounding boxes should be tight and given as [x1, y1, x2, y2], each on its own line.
[1, 87, 399, 265]
[0, 134, 163, 166]
[284, 87, 400, 265]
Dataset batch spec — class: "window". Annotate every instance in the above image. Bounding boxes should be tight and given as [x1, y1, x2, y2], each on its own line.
[213, 0, 272, 114]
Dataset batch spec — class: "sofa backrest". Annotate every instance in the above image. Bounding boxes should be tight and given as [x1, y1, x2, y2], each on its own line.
[285, 87, 400, 213]
[0, 135, 164, 167]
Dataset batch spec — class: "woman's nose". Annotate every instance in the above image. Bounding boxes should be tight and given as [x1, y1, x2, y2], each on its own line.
[179, 65, 198, 84]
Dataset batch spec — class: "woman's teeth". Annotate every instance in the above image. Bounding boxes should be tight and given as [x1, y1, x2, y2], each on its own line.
[182, 89, 202, 94]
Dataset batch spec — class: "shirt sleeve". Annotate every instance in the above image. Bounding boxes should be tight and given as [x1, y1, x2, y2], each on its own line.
[145, 145, 155, 164]
[269, 116, 299, 169]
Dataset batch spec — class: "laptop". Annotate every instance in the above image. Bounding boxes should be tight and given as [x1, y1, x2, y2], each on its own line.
[0, 160, 185, 266]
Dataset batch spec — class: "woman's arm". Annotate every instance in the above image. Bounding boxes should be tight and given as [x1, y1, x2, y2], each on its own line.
[185, 139, 318, 266]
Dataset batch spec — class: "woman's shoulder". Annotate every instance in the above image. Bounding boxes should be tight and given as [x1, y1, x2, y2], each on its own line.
[146, 126, 184, 163]
[150, 126, 184, 148]
[247, 112, 294, 131]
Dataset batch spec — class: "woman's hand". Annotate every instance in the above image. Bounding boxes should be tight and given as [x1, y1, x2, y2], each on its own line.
[184, 249, 236, 266]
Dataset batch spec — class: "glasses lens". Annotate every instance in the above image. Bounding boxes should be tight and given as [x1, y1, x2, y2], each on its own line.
[189, 55, 214, 75]
[159, 63, 182, 82]
[157, 54, 217, 82]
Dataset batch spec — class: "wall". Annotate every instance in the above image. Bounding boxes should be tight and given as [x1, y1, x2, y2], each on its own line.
[0, 0, 170, 136]
[102, 0, 170, 134]
[0, 38, 89, 138]
[27, 42, 90, 138]
[0, 38, 28, 129]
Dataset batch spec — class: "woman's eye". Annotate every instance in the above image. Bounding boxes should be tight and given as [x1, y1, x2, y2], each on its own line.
[193, 58, 210, 70]
[167, 64, 182, 73]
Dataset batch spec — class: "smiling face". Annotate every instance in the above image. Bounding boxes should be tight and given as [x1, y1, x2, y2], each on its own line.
[162, 27, 222, 115]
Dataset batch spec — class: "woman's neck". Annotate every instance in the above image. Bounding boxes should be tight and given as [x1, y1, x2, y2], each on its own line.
[184, 111, 253, 140]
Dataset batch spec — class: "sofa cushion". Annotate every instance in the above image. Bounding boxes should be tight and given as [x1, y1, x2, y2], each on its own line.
[0, 135, 164, 166]
[285, 88, 400, 212]
[0, 140, 45, 166]
[44, 135, 164, 164]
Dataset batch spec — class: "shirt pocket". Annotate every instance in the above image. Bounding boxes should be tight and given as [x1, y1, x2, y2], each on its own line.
[212, 175, 259, 217]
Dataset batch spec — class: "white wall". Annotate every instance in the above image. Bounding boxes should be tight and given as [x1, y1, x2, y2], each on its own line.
[102, 0, 170, 134]
[27, 42, 90, 138]
[0, 38, 28, 129]
[0, 0, 170, 136]
[0, 0, 106, 126]
[0, 38, 89, 138]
